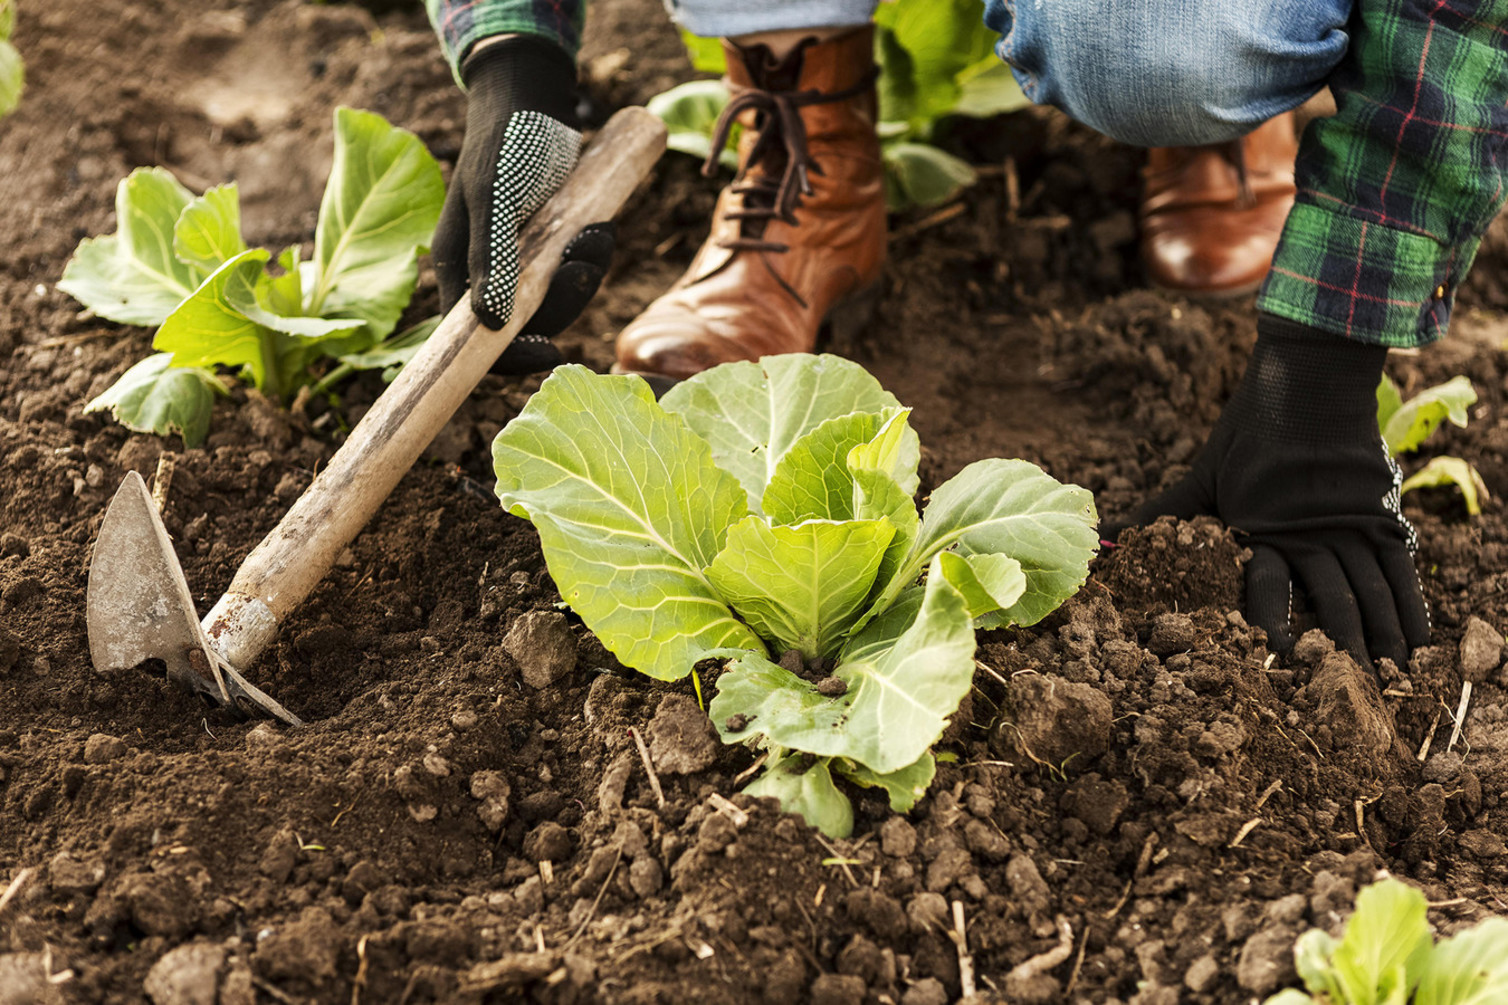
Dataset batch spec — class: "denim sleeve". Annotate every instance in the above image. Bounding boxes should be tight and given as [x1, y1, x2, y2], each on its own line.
[1257, 0, 1508, 348]
[426, 0, 585, 85]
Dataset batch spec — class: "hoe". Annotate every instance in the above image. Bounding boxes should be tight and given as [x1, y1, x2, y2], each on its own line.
[85, 108, 667, 726]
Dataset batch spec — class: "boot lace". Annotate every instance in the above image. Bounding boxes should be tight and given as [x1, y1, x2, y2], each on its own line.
[1217, 138, 1256, 208]
[699, 68, 878, 255]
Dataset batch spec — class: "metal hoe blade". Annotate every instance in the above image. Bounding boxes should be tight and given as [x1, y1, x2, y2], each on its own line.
[86, 472, 302, 726]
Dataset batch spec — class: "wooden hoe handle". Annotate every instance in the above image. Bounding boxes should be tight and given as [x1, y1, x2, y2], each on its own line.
[202, 107, 667, 669]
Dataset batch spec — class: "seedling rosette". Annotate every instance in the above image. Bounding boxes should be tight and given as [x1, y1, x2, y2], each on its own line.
[1265, 876, 1508, 1004]
[59, 107, 444, 446]
[492, 354, 1099, 836]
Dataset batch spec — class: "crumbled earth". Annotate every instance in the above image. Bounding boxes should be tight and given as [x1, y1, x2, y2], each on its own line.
[5, 0, 1508, 1002]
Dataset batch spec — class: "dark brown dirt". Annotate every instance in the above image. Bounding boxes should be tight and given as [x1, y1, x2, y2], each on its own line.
[4, 1, 1508, 1003]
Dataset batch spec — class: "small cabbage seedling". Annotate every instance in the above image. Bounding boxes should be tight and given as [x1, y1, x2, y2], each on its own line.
[650, 0, 1029, 211]
[1265, 876, 1508, 1005]
[0, 0, 21, 119]
[492, 354, 1098, 836]
[1377, 375, 1488, 515]
[60, 107, 444, 446]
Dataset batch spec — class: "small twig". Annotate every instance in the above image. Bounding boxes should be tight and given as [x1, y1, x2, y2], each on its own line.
[0, 867, 35, 918]
[41, 946, 74, 985]
[1007, 914, 1073, 984]
[1254, 779, 1283, 810]
[538, 860, 554, 887]
[151, 452, 176, 513]
[892, 202, 968, 241]
[732, 752, 768, 787]
[629, 727, 666, 809]
[1230, 817, 1263, 848]
[250, 975, 299, 1005]
[974, 659, 1010, 688]
[565, 846, 622, 949]
[1418, 709, 1443, 762]
[1427, 897, 1468, 909]
[28, 329, 116, 349]
[1295, 726, 1325, 758]
[708, 793, 749, 829]
[951, 901, 977, 998]
[812, 834, 859, 888]
[1102, 878, 1133, 920]
[1133, 833, 1159, 878]
[1003, 155, 1020, 220]
[351, 935, 370, 1005]
[1063, 922, 1091, 998]
[1447, 681, 1473, 754]
[331, 795, 360, 829]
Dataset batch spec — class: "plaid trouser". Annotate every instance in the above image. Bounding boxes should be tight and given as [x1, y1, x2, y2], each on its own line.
[428, 0, 1508, 349]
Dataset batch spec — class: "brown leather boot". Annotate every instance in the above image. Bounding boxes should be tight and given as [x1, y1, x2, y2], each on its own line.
[615, 28, 885, 383]
[1140, 112, 1298, 296]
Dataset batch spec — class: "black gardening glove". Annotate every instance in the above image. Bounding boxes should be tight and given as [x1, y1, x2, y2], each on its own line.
[433, 36, 615, 375]
[1108, 314, 1431, 668]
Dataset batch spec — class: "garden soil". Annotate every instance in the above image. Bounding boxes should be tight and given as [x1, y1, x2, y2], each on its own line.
[5, 2, 1508, 1003]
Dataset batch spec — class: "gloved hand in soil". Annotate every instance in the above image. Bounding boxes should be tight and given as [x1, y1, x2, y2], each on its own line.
[1108, 314, 1431, 669]
[433, 34, 615, 375]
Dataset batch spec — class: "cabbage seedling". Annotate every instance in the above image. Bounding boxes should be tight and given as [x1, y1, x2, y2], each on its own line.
[1377, 374, 1488, 515]
[492, 354, 1098, 835]
[0, 0, 22, 119]
[60, 107, 444, 446]
[1265, 876, 1508, 1004]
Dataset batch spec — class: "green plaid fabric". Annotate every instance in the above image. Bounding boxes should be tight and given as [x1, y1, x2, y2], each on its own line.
[426, 0, 585, 83]
[1259, 0, 1508, 348]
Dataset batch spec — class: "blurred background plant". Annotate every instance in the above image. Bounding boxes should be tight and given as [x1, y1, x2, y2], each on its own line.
[1, 0, 24, 119]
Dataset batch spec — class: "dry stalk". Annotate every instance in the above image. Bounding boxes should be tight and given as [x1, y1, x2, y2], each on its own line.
[1230, 817, 1263, 848]
[1007, 914, 1074, 983]
[707, 792, 749, 828]
[0, 866, 35, 919]
[629, 727, 665, 809]
[732, 752, 768, 786]
[1417, 708, 1443, 762]
[249, 975, 299, 1005]
[151, 452, 176, 513]
[951, 900, 977, 998]
[1063, 922, 1091, 998]
[1447, 681, 1473, 754]
[1254, 779, 1283, 810]
[351, 935, 370, 1005]
[565, 845, 623, 949]
[812, 834, 859, 889]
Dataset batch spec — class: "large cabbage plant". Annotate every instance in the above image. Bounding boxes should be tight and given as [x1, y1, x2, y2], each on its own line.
[492, 355, 1098, 835]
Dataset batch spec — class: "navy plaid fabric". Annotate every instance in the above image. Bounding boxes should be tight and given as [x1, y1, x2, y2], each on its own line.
[1259, 0, 1508, 348]
[426, 0, 585, 83]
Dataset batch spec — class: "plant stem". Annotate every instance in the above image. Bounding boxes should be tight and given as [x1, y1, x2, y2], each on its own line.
[257, 328, 281, 401]
[312, 362, 355, 397]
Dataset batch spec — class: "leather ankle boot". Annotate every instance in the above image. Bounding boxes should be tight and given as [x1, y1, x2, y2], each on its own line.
[615, 28, 885, 383]
[1141, 112, 1298, 296]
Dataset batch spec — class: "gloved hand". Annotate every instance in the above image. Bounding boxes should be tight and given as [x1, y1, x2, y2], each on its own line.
[432, 35, 615, 375]
[1107, 314, 1430, 668]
